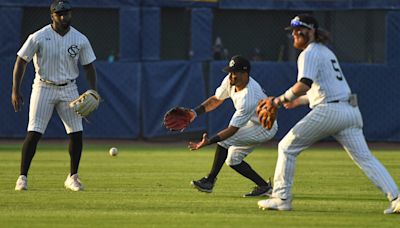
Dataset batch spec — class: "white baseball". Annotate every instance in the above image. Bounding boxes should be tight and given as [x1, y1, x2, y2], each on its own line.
[109, 147, 118, 156]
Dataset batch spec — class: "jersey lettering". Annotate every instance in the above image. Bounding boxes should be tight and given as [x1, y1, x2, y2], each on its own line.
[330, 59, 343, 81]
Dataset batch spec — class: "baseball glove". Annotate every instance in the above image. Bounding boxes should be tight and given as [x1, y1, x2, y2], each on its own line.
[256, 97, 277, 130]
[163, 107, 193, 131]
[69, 90, 100, 117]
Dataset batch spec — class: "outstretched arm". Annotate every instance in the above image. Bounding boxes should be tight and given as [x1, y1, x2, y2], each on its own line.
[191, 95, 224, 121]
[11, 56, 28, 112]
[201, 95, 224, 112]
[188, 125, 239, 151]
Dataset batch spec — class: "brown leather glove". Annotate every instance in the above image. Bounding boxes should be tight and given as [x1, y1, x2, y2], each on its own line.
[256, 97, 277, 130]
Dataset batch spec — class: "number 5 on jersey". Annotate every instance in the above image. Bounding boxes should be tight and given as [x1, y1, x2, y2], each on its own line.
[331, 59, 343, 81]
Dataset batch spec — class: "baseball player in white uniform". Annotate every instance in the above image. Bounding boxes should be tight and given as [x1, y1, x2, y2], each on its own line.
[257, 14, 400, 214]
[12, 0, 98, 191]
[188, 55, 277, 197]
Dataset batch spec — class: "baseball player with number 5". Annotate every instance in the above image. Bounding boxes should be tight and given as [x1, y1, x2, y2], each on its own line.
[12, 0, 98, 191]
[257, 14, 400, 214]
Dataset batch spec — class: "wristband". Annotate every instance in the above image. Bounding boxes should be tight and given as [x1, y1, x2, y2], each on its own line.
[193, 105, 206, 117]
[208, 135, 221, 145]
[279, 88, 298, 103]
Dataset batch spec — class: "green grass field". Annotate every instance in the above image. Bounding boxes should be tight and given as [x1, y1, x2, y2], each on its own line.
[1, 141, 399, 227]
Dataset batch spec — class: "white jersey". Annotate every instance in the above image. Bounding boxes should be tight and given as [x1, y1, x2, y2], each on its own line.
[215, 76, 267, 128]
[17, 25, 96, 84]
[214, 75, 277, 166]
[297, 42, 351, 108]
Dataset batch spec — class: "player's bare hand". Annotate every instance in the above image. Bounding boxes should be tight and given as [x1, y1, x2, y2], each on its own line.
[283, 101, 297, 109]
[283, 98, 304, 109]
[188, 133, 209, 151]
[11, 91, 24, 112]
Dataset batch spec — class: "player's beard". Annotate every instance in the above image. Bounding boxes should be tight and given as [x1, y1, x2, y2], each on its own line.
[293, 33, 309, 50]
[61, 21, 71, 30]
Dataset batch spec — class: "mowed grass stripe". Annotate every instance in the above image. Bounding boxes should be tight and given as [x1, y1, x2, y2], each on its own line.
[0, 143, 399, 227]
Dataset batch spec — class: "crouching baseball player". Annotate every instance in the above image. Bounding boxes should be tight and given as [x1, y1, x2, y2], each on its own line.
[187, 55, 277, 197]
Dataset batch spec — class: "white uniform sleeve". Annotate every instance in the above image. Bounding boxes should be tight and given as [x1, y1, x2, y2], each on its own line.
[297, 50, 319, 81]
[229, 101, 252, 128]
[214, 75, 230, 100]
[17, 34, 39, 63]
[79, 36, 96, 65]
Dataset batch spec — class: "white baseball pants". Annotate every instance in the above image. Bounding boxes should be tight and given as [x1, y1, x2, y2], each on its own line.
[272, 102, 399, 201]
[219, 120, 278, 166]
[28, 80, 82, 134]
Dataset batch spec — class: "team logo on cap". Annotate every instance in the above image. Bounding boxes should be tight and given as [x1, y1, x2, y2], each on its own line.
[58, 1, 67, 7]
[229, 59, 235, 67]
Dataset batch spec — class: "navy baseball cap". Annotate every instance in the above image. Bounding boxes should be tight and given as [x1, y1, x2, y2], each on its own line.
[223, 55, 251, 73]
[50, 0, 72, 14]
[285, 14, 318, 30]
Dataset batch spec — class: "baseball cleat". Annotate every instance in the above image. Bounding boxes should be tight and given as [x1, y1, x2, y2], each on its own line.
[64, 174, 84, 191]
[15, 175, 28, 191]
[384, 196, 400, 214]
[243, 185, 272, 197]
[190, 177, 216, 193]
[258, 197, 292, 211]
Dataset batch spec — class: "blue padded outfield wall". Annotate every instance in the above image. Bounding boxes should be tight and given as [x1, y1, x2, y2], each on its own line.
[0, 0, 400, 141]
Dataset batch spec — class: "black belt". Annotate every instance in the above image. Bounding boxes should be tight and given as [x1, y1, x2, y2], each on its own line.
[327, 100, 340, 103]
[40, 78, 75, 86]
[327, 100, 349, 103]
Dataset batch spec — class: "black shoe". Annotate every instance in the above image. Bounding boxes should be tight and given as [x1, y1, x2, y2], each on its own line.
[243, 184, 272, 197]
[190, 177, 216, 193]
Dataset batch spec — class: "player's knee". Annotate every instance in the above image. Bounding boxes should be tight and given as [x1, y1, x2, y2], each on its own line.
[25, 131, 42, 143]
[278, 140, 289, 153]
[225, 158, 241, 166]
[225, 154, 243, 166]
[278, 129, 299, 151]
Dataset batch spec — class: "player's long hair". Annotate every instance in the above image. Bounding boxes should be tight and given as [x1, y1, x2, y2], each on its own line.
[315, 28, 330, 44]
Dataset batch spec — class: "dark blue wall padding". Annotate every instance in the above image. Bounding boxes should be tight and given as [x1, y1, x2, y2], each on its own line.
[141, 61, 207, 138]
[119, 8, 140, 61]
[0, 0, 139, 8]
[142, 0, 217, 8]
[191, 8, 213, 61]
[0, 60, 33, 138]
[141, 7, 160, 61]
[0, 60, 141, 139]
[341, 64, 400, 142]
[386, 12, 400, 66]
[0, 7, 21, 60]
[207, 61, 309, 138]
[219, 0, 400, 10]
[76, 61, 142, 139]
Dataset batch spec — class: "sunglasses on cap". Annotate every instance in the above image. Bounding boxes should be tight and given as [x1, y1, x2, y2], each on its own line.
[290, 18, 315, 29]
